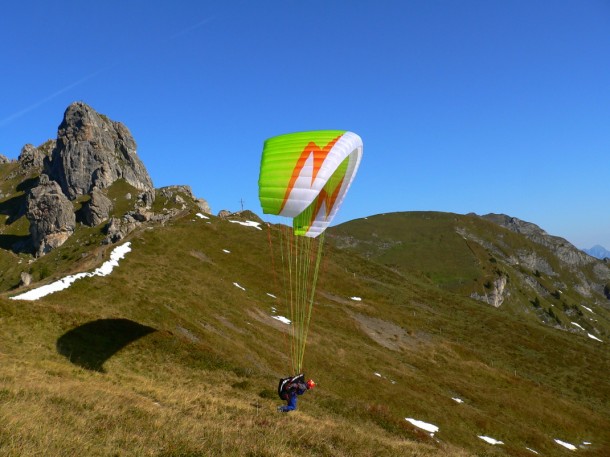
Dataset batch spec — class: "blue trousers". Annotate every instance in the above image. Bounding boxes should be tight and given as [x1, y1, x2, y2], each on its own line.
[279, 393, 298, 412]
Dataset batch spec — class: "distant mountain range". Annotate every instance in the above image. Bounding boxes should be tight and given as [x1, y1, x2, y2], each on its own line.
[584, 244, 610, 259]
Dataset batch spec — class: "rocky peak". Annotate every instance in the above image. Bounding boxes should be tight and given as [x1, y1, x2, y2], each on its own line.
[46, 102, 154, 204]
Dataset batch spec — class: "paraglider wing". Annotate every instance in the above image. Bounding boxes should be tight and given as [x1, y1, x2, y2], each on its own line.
[259, 131, 362, 237]
[259, 130, 363, 374]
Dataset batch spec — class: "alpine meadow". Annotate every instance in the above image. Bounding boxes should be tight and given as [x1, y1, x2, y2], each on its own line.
[0, 103, 609, 457]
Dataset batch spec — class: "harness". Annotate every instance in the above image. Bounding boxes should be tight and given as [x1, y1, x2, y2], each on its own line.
[277, 374, 305, 400]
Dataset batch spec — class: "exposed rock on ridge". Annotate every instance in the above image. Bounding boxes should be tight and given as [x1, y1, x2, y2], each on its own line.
[482, 213, 610, 298]
[46, 102, 154, 204]
[2, 101, 212, 258]
[482, 214, 593, 268]
[26, 175, 76, 256]
[79, 189, 113, 226]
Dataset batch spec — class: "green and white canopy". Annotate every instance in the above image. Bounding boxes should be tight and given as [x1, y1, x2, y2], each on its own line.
[259, 130, 363, 237]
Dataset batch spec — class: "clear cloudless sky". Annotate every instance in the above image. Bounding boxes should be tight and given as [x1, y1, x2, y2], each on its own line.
[1, 1, 609, 249]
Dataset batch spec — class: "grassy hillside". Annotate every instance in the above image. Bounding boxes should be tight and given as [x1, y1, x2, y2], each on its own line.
[1, 209, 609, 456]
[329, 211, 610, 338]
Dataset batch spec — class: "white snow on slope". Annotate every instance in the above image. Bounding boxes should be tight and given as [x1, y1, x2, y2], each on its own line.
[272, 315, 291, 325]
[452, 397, 464, 404]
[233, 282, 246, 291]
[478, 436, 504, 445]
[10, 243, 132, 301]
[405, 418, 439, 435]
[229, 220, 262, 230]
[554, 439, 576, 450]
[196, 213, 210, 219]
[222, 249, 231, 254]
[571, 322, 585, 331]
[526, 447, 539, 454]
[266, 293, 277, 299]
[587, 333, 602, 342]
[581, 305, 594, 314]
[350, 296, 362, 301]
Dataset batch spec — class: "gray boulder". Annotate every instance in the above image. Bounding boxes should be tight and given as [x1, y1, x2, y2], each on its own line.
[26, 175, 76, 256]
[19, 272, 33, 287]
[80, 189, 113, 226]
[18, 144, 45, 174]
[46, 102, 155, 203]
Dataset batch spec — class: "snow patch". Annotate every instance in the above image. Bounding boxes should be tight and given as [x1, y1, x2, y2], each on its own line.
[222, 249, 231, 254]
[266, 293, 277, 299]
[587, 333, 602, 342]
[374, 372, 382, 377]
[571, 322, 585, 331]
[272, 315, 291, 325]
[478, 436, 504, 445]
[233, 282, 246, 291]
[196, 213, 210, 219]
[350, 296, 362, 301]
[10, 243, 132, 301]
[229, 220, 262, 230]
[452, 397, 464, 404]
[526, 447, 539, 454]
[554, 439, 576, 451]
[405, 418, 439, 435]
[581, 305, 594, 314]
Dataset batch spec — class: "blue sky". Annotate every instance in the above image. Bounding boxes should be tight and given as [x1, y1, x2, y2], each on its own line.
[1, 1, 609, 249]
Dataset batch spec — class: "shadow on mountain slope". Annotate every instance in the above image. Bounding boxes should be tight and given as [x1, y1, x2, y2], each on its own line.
[56, 318, 156, 372]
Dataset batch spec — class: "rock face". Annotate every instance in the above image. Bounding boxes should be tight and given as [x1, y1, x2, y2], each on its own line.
[79, 189, 113, 226]
[471, 275, 508, 308]
[26, 175, 76, 256]
[18, 144, 45, 174]
[46, 102, 154, 203]
[0, 154, 10, 164]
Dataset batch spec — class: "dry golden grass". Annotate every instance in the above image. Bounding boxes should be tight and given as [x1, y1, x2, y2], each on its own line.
[0, 350, 472, 457]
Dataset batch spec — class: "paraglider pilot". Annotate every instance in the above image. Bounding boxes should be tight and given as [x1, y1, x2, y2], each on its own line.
[277, 374, 315, 412]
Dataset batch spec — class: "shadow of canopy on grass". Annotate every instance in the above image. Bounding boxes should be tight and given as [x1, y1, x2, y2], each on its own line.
[57, 318, 156, 372]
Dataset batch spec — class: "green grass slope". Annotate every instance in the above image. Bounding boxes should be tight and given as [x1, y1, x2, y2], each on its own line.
[329, 211, 610, 338]
[0, 210, 609, 456]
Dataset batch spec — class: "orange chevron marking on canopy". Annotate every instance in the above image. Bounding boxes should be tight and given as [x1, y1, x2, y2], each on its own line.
[279, 135, 343, 213]
[305, 174, 345, 231]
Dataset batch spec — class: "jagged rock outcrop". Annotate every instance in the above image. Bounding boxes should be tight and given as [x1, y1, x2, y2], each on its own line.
[26, 175, 76, 256]
[158, 185, 210, 214]
[46, 102, 154, 204]
[79, 189, 113, 226]
[471, 275, 508, 308]
[103, 207, 178, 244]
[0, 154, 10, 164]
[18, 144, 45, 174]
